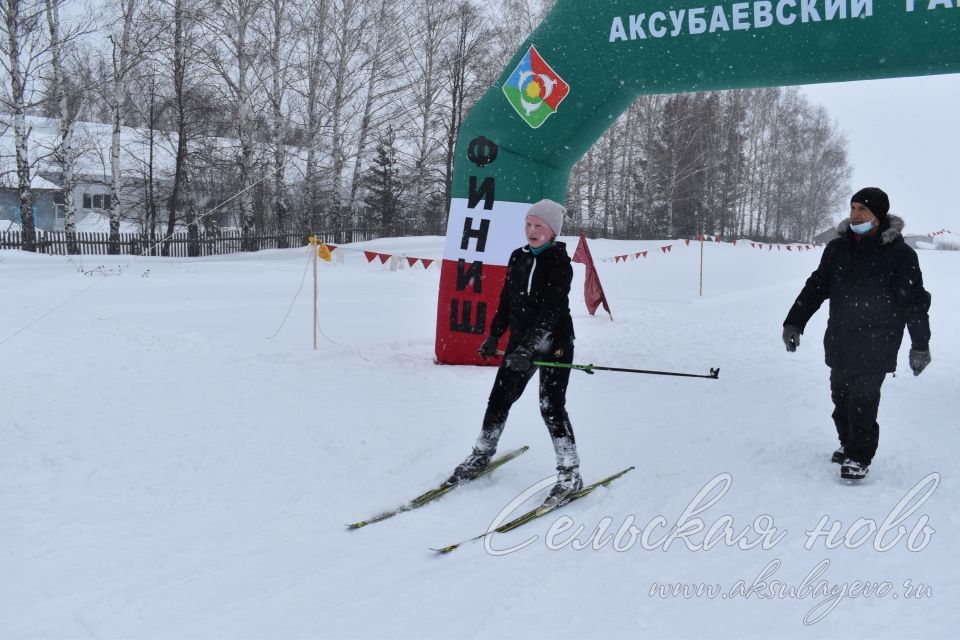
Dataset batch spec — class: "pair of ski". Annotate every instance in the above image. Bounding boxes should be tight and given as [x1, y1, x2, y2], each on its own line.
[346, 445, 634, 554]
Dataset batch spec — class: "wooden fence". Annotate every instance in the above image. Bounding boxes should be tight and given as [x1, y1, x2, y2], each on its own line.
[0, 226, 431, 257]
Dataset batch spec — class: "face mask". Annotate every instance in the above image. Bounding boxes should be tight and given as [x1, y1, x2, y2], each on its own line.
[850, 220, 874, 235]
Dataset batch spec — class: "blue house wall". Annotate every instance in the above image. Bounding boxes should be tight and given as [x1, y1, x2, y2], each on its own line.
[0, 190, 60, 231]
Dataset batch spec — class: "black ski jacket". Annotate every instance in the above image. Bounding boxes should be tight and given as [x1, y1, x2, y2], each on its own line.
[784, 215, 931, 374]
[489, 241, 575, 356]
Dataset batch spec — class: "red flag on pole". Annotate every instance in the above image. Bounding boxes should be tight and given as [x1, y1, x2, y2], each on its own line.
[572, 231, 612, 319]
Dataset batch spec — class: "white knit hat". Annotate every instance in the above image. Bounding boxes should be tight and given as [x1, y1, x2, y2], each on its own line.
[526, 199, 566, 236]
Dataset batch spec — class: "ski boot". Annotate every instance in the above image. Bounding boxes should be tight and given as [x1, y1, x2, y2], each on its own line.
[445, 448, 492, 486]
[831, 445, 846, 464]
[840, 458, 869, 481]
[542, 466, 583, 509]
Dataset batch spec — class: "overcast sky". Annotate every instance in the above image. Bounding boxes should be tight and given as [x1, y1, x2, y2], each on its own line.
[800, 73, 960, 237]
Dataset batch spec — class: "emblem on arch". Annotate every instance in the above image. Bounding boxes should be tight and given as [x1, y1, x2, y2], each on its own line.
[502, 45, 570, 129]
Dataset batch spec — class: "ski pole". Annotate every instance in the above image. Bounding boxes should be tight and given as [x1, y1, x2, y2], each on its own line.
[535, 361, 719, 379]
[493, 350, 719, 379]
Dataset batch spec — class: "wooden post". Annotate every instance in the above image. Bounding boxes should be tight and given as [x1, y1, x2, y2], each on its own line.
[699, 222, 704, 298]
[310, 236, 318, 350]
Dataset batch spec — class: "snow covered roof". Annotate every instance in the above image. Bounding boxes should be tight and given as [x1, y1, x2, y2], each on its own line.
[1, 115, 308, 184]
[0, 172, 60, 191]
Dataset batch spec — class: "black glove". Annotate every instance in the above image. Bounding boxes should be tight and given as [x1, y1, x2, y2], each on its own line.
[478, 335, 499, 361]
[504, 346, 533, 372]
[782, 325, 801, 352]
[909, 349, 931, 376]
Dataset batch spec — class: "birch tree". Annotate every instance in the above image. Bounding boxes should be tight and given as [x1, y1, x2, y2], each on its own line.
[400, 0, 453, 215]
[439, 0, 485, 205]
[1, 0, 46, 251]
[101, 0, 141, 253]
[296, 0, 330, 233]
[324, 0, 365, 234]
[257, 0, 293, 244]
[201, 0, 265, 251]
[43, 0, 86, 253]
[345, 0, 403, 227]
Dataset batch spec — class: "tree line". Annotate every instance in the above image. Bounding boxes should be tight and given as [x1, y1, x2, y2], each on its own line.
[2, 0, 849, 254]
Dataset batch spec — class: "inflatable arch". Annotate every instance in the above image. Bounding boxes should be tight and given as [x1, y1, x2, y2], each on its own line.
[436, 0, 960, 364]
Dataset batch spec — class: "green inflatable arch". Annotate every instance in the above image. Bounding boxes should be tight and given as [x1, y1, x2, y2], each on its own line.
[436, 0, 960, 364]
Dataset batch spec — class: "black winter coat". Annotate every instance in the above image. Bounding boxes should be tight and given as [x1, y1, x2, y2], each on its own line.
[784, 215, 931, 374]
[489, 241, 575, 356]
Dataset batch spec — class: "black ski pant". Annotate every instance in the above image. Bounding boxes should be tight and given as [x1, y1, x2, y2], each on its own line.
[830, 368, 886, 465]
[478, 340, 576, 450]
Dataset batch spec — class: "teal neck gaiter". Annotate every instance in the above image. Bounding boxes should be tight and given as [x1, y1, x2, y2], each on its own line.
[530, 242, 554, 256]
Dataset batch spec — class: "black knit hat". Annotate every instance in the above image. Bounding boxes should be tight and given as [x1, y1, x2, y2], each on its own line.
[851, 187, 889, 220]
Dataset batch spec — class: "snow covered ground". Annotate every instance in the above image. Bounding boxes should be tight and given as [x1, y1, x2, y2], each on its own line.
[2, 235, 957, 639]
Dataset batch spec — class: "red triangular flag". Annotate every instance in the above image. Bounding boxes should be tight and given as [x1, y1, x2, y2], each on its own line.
[407, 257, 419, 267]
[421, 259, 434, 269]
[685, 239, 691, 246]
[364, 250, 377, 263]
[641, 251, 648, 258]
[786, 245, 792, 252]
[751, 242, 756, 248]
[732, 240, 737, 246]
[572, 231, 612, 318]
[378, 253, 390, 264]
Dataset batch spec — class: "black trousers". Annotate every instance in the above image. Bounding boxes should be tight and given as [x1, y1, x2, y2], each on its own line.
[830, 368, 886, 465]
[479, 340, 576, 448]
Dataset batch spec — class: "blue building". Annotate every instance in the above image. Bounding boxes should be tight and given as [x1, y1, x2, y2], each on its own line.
[0, 174, 62, 231]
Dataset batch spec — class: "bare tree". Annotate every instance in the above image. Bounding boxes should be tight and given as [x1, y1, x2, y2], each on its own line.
[324, 0, 366, 233]
[96, 0, 143, 253]
[345, 0, 404, 227]
[294, 0, 329, 233]
[256, 0, 293, 243]
[153, 0, 200, 255]
[2, 0, 47, 251]
[400, 0, 453, 216]
[200, 0, 265, 250]
[43, 0, 89, 253]
[439, 0, 485, 205]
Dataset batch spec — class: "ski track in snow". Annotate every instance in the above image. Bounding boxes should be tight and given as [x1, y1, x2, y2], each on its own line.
[2, 237, 957, 639]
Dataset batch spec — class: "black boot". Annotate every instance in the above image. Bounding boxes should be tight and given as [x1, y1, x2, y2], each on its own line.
[840, 458, 869, 481]
[445, 448, 492, 486]
[831, 446, 846, 464]
[542, 466, 583, 508]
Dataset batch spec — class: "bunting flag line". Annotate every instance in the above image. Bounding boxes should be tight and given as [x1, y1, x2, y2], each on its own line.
[332, 246, 437, 269]
[331, 234, 823, 274]
[589, 236, 819, 264]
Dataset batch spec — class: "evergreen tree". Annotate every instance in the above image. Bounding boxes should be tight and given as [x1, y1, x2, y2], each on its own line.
[364, 128, 402, 232]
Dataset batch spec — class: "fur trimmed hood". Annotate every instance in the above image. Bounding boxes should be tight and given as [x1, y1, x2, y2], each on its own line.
[836, 214, 905, 245]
